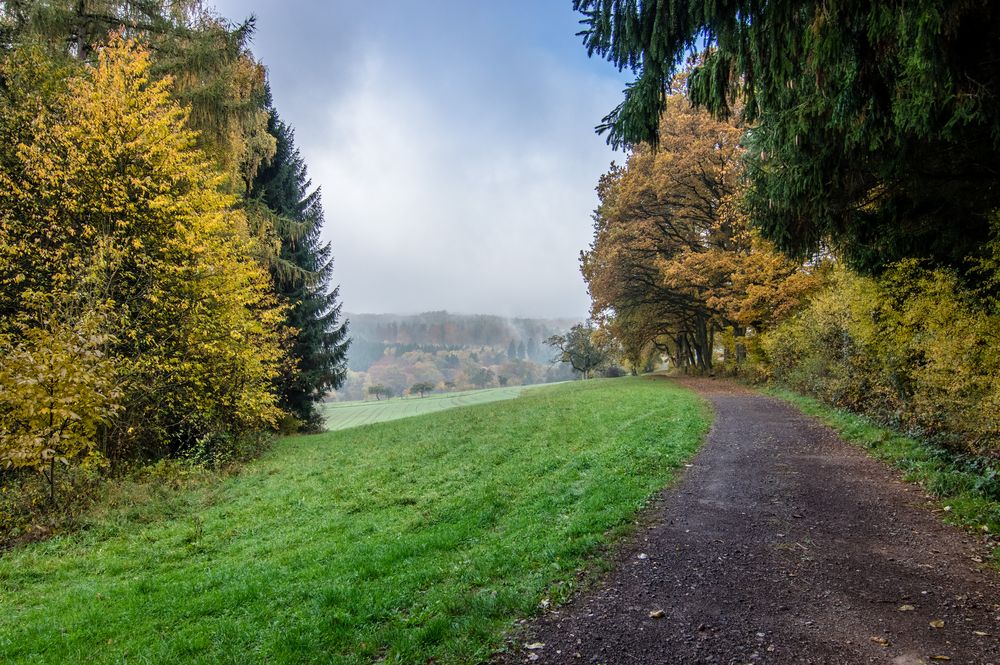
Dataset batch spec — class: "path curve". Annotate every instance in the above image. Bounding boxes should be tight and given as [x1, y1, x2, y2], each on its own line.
[496, 378, 1000, 664]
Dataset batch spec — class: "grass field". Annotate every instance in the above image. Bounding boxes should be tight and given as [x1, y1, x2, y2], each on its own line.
[319, 385, 530, 431]
[0, 377, 709, 664]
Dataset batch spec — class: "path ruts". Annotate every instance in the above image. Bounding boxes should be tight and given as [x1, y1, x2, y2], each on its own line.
[495, 378, 1000, 664]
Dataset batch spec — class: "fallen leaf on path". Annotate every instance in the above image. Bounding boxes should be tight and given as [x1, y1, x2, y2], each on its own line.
[898, 604, 916, 611]
[930, 620, 945, 629]
[929, 656, 951, 661]
[525, 642, 545, 650]
[974, 631, 992, 637]
[649, 609, 665, 619]
[871, 636, 890, 647]
[527, 654, 539, 662]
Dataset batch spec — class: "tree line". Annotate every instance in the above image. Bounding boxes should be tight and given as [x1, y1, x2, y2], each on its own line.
[336, 343, 578, 402]
[0, 2, 348, 518]
[575, 0, 1000, 458]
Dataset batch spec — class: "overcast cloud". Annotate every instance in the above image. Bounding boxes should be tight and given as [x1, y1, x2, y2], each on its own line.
[210, 1, 628, 318]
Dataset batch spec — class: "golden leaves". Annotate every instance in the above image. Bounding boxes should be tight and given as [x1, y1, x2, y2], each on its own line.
[582, 72, 824, 368]
[0, 37, 286, 477]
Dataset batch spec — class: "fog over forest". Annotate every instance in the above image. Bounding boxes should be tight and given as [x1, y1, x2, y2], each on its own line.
[334, 311, 582, 401]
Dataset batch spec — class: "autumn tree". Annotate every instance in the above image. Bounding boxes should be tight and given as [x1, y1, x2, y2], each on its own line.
[581, 77, 821, 372]
[0, 38, 285, 465]
[0, 300, 120, 503]
[581, 81, 733, 372]
[3, 4, 351, 435]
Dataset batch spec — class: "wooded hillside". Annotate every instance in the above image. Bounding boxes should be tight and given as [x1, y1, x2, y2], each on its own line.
[335, 312, 580, 400]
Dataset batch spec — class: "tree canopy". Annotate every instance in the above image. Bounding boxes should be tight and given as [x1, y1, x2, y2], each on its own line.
[582, 80, 819, 373]
[574, 0, 1000, 273]
[0, 38, 285, 470]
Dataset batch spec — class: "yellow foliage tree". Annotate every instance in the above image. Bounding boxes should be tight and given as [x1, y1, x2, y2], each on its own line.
[0, 297, 120, 502]
[0, 37, 285, 467]
[582, 76, 823, 372]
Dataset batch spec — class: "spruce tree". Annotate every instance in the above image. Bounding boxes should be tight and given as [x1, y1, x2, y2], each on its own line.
[0, 1, 274, 194]
[574, 0, 1000, 274]
[251, 99, 349, 430]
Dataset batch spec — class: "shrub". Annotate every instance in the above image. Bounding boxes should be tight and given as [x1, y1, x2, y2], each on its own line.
[759, 263, 1000, 457]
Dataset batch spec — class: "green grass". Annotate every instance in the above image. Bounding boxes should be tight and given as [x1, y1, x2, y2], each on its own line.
[319, 385, 530, 431]
[769, 388, 1000, 562]
[0, 377, 708, 664]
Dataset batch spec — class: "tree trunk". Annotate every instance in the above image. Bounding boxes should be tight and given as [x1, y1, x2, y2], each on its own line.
[47, 456, 56, 506]
[692, 315, 712, 373]
[734, 326, 747, 364]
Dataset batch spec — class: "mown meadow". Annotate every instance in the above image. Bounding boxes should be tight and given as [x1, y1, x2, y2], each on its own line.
[0, 378, 708, 664]
[319, 386, 529, 431]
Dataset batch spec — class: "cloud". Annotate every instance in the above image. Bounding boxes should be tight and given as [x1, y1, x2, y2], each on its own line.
[211, 0, 628, 318]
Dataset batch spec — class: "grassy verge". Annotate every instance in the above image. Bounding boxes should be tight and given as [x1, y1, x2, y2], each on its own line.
[769, 387, 1000, 561]
[1, 438, 269, 551]
[0, 377, 708, 664]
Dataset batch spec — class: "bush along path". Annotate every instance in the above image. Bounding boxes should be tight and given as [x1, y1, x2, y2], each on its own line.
[497, 378, 1000, 664]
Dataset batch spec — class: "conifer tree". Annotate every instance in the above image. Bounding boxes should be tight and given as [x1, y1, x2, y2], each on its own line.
[574, 0, 1000, 274]
[0, 1, 275, 196]
[251, 100, 349, 431]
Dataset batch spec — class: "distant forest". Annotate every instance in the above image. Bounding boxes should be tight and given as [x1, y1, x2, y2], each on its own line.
[335, 312, 579, 400]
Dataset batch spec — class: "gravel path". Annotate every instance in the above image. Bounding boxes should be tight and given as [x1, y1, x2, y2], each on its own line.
[495, 378, 1000, 664]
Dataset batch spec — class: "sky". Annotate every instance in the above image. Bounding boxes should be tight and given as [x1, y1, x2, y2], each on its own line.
[210, 1, 630, 319]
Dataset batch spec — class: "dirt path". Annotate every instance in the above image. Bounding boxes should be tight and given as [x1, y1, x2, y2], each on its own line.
[495, 378, 1000, 664]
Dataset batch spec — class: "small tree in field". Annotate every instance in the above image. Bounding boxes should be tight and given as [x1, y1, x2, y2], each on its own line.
[367, 385, 392, 401]
[410, 382, 434, 398]
[546, 323, 610, 379]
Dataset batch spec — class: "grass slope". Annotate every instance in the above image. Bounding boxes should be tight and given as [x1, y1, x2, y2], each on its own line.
[320, 386, 528, 431]
[0, 377, 708, 664]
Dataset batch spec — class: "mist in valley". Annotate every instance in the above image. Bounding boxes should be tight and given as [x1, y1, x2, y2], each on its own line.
[332, 311, 583, 401]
